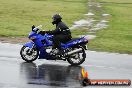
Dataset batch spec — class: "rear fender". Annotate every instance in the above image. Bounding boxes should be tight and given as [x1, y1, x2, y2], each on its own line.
[66, 38, 88, 48]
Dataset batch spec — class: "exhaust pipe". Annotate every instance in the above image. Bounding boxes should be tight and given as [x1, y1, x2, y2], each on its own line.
[67, 48, 82, 55]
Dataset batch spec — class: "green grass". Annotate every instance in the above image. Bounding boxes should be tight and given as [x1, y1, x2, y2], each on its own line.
[88, 0, 132, 54]
[0, 0, 87, 36]
[0, 0, 132, 54]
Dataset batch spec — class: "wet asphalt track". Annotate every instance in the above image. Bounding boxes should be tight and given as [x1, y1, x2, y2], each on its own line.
[0, 42, 132, 88]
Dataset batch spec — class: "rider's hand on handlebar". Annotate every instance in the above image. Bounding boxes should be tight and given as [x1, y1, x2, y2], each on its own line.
[45, 30, 53, 34]
[38, 30, 52, 35]
[38, 31, 45, 35]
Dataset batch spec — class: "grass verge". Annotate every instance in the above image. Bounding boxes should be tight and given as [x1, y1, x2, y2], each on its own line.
[0, 0, 87, 36]
[88, 0, 132, 54]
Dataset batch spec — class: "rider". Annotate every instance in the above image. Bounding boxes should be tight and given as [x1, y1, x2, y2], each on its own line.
[40, 14, 72, 54]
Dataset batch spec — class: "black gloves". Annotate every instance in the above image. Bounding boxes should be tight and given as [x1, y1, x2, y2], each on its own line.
[38, 30, 52, 35]
[38, 31, 45, 35]
[46, 30, 52, 34]
[38, 31, 52, 35]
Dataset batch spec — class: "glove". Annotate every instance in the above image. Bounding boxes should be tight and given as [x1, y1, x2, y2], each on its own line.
[45, 30, 53, 34]
[38, 31, 45, 35]
[38, 30, 52, 35]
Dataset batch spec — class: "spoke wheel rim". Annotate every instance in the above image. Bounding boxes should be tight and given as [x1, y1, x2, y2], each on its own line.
[22, 47, 38, 61]
[69, 51, 83, 64]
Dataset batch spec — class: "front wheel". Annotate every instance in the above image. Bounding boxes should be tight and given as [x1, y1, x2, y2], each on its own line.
[20, 46, 39, 62]
[67, 47, 86, 66]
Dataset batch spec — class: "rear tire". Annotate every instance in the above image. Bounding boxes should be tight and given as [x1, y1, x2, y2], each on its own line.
[67, 47, 86, 66]
[20, 46, 39, 62]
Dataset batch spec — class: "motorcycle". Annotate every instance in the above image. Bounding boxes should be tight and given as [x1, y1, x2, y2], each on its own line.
[20, 25, 88, 65]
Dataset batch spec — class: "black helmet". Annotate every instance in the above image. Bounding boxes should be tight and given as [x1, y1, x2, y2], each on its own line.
[52, 14, 62, 25]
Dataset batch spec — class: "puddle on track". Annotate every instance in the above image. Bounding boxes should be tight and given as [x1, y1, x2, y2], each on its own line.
[70, 0, 111, 40]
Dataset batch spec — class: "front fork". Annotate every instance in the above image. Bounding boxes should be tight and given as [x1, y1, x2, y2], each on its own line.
[26, 43, 36, 55]
[27, 43, 35, 53]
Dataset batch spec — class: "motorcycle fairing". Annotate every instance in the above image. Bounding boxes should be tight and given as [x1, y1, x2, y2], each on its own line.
[39, 48, 51, 59]
[23, 41, 34, 48]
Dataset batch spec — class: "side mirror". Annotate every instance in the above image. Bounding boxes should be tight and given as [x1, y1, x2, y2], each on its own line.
[32, 25, 42, 32]
[32, 25, 35, 31]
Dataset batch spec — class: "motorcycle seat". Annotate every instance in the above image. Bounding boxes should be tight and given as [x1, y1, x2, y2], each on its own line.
[66, 38, 81, 43]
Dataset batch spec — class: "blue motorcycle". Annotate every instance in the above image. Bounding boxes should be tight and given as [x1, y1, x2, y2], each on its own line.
[20, 25, 88, 65]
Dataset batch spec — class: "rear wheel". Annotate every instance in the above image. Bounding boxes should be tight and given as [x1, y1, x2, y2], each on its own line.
[20, 46, 39, 62]
[67, 47, 86, 66]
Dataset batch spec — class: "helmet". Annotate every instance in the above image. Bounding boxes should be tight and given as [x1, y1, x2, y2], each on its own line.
[52, 14, 62, 25]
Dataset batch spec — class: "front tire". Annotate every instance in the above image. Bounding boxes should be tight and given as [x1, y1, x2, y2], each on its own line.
[20, 46, 39, 62]
[67, 47, 86, 66]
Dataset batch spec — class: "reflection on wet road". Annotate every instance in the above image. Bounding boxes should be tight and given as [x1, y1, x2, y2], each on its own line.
[20, 63, 82, 88]
[0, 57, 83, 88]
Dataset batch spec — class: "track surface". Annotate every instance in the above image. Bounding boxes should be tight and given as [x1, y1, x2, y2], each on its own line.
[0, 42, 132, 88]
